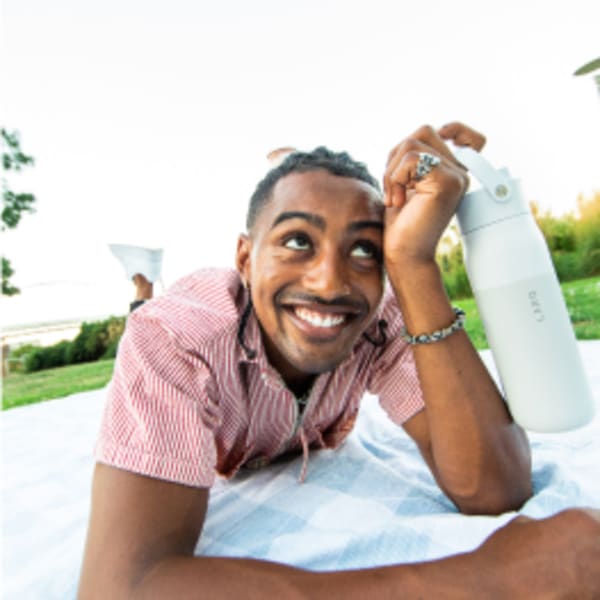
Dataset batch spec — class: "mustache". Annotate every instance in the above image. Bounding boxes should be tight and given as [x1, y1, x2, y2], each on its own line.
[277, 291, 368, 312]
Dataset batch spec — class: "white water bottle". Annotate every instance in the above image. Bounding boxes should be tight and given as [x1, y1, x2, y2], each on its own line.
[453, 147, 595, 432]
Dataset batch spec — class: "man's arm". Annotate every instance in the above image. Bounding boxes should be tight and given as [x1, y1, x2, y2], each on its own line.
[78, 463, 600, 599]
[383, 123, 532, 515]
[78, 463, 470, 599]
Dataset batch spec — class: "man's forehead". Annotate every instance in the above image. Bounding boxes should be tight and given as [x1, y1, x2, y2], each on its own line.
[271, 169, 382, 208]
[247, 169, 383, 237]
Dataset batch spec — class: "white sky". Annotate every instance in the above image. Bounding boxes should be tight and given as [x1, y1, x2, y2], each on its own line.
[1, 0, 599, 327]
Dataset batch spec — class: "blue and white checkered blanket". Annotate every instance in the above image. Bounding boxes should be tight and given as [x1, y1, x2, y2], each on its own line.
[3, 344, 600, 598]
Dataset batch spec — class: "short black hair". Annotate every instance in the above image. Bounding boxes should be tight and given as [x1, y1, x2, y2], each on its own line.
[246, 146, 382, 231]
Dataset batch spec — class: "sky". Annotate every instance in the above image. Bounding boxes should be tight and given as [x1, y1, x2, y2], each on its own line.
[1, 0, 599, 327]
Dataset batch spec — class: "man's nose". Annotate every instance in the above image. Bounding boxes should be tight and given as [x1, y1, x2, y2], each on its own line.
[303, 248, 350, 300]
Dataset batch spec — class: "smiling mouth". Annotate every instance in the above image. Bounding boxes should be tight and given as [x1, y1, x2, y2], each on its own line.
[294, 306, 347, 328]
[283, 304, 364, 344]
[277, 291, 367, 341]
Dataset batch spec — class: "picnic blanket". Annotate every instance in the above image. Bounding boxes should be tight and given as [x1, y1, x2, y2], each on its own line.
[2, 343, 599, 599]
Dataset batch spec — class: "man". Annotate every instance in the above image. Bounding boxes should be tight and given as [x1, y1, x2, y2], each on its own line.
[79, 123, 600, 598]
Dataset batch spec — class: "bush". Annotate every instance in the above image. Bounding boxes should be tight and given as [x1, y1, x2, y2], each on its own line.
[532, 193, 600, 282]
[551, 251, 585, 282]
[575, 192, 600, 276]
[437, 239, 473, 300]
[23, 316, 126, 373]
[25, 340, 70, 372]
[102, 338, 121, 359]
[6, 344, 34, 373]
[23, 349, 43, 372]
[66, 321, 106, 364]
[581, 248, 600, 276]
[9, 343, 38, 359]
[6, 343, 36, 373]
[44, 340, 71, 369]
[535, 211, 577, 252]
[65, 316, 125, 364]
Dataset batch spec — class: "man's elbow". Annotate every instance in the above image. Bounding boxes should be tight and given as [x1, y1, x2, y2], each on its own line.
[456, 429, 533, 515]
[451, 472, 533, 516]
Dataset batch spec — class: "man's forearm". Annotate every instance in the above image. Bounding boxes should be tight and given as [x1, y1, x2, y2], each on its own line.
[388, 258, 532, 514]
[130, 552, 486, 600]
[79, 509, 600, 600]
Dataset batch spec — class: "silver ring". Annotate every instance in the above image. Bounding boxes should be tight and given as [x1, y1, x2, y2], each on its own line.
[415, 152, 441, 180]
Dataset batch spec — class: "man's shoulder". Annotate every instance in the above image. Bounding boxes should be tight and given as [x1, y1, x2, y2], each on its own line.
[130, 268, 245, 351]
[167, 268, 243, 305]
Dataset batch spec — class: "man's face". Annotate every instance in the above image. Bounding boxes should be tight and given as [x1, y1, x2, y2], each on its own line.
[237, 169, 384, 385]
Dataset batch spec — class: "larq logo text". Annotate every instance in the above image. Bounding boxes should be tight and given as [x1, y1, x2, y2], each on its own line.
[528, 290, 545, 322]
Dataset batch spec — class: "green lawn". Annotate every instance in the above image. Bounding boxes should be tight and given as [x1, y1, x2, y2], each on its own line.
[2, 358, 115, 410]
[3, 276, 598, 410]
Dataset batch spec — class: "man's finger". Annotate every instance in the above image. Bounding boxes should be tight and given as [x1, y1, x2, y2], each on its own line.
[410, 124, 458, 162]
[384, 139, 438, 206]
[439, 122, 487, 151]
[387, 125, 455, 167]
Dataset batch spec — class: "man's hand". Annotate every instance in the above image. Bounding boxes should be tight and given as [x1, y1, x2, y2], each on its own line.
[472, 508, 600, 597]
[382, 122, 485, 265]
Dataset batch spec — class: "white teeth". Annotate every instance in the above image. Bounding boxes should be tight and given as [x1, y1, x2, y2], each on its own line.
[294, 307, 346, 328]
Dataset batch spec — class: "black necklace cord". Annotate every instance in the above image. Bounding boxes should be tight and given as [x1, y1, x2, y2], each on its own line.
[237, 295, 257, 360]
[362, 319, 388, 348]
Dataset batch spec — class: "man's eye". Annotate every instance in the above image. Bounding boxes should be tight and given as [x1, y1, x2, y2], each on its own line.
[283, 234, 311, 251]
[350, 242, 380, 260]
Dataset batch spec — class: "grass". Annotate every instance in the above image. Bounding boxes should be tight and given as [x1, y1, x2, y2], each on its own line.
[2, 276, 599, 410]
[562, 276, 600, 339]
[2, 358, 115, 410]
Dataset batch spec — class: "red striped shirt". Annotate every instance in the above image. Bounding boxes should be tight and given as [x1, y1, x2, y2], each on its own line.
[96, 268, 424, 486]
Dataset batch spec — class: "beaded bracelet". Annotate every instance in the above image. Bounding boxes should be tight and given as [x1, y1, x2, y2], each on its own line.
[400, 307, 466, 345]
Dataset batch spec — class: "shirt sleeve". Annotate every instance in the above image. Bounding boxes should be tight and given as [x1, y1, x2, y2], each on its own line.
[367, 290, 425, 426]
[95, 310, 219, 487]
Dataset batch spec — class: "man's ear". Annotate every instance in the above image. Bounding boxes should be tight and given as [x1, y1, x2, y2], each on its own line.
[236, 233, 252, 286]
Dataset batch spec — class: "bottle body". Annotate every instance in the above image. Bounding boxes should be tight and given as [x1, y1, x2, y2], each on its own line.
[460, 211, 595, 432]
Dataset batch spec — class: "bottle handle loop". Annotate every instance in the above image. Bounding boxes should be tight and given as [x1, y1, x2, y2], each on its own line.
[452, 146, 513, 203]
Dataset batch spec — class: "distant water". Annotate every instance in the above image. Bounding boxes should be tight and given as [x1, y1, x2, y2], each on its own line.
[1, 280, 130, 329]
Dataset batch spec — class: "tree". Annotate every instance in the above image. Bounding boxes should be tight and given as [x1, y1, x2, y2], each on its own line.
[573, 57, 600, 95]
[2, 128, 37, 296]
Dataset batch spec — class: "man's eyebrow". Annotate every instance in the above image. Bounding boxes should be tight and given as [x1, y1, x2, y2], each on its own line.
[271, 211, 325, 230]
[271, 213, 383, 234]
[348, 220, 384, 233]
